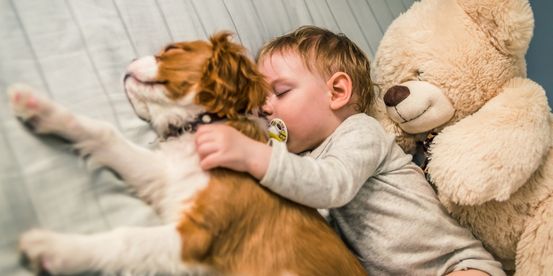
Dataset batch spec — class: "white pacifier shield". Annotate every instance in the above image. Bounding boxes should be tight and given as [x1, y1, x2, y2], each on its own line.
[268, 118, 288, 142]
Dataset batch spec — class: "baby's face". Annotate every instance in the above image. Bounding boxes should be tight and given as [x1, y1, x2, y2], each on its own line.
[259, 51, 336, 153]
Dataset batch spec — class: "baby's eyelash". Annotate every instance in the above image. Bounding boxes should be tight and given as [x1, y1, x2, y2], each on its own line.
[274, 89, 291, 96]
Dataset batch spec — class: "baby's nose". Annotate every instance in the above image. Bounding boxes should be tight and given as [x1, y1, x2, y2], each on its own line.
[260, 100, 273, 117]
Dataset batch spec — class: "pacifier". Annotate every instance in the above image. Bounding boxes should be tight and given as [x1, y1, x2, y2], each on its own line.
[267, 118, 288, 143]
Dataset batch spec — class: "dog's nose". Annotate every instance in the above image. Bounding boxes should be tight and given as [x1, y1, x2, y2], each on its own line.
[384, 85, 410, 107]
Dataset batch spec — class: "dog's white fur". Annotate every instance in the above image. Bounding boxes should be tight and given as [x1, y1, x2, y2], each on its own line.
[9, 55, 213, 275]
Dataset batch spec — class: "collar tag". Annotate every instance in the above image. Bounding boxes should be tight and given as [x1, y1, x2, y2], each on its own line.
[201, 114, 212, 124]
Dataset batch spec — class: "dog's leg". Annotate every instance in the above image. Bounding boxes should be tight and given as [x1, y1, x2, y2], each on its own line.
[8, 84, 168, 204]
[19, 224, 208, 275]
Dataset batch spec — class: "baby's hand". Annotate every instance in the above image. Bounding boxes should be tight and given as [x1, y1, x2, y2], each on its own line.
[195, 124, 271, 179]
[195, 124, 247, 171]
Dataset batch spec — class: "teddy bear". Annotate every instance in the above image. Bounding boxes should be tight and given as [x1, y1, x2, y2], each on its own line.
[371, 0, 553, 274]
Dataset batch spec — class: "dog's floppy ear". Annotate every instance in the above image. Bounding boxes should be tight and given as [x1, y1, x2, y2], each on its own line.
[195, 32, 268, 119]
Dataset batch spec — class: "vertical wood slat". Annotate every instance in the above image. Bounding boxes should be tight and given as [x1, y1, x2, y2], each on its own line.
[222, 0, 265, 54]
[326, 0, 374, 58]
[365, 0, 395, 33]
[346, 0, 385, 57]
[386, 0, 408, 18]
[303, 0, 341, 33]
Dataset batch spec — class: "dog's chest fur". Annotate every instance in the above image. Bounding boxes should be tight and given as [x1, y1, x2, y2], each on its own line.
[155, 134, 209, 221]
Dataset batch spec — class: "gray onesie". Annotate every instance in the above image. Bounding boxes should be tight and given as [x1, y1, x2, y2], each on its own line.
[260, 113, 505, 275]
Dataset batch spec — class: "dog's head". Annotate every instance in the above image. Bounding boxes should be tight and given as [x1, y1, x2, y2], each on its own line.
[124, 32, 267, 138]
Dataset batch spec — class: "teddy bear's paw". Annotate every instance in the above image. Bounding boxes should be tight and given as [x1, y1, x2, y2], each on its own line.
[435, 183, 491, 206]
[431, 160, 522, 205]
[19, 229, 91, 275]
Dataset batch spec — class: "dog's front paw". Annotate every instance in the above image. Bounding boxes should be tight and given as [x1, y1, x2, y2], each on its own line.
[19, 229, 90, 275]
[8, 84, 61, 133]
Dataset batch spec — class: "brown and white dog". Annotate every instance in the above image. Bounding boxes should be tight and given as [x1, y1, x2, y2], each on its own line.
[9, 32, 366, 276]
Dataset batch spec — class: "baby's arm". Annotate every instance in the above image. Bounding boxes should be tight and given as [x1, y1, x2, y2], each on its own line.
[195, 116, 379, 209]
[258, 140, 373, 208]
[195, 124, 270, 179]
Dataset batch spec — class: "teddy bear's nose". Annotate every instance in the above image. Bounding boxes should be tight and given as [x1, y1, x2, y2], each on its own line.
[384, 85, 410, 107]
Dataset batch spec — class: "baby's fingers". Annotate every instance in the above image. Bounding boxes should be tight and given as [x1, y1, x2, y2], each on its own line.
[199, 152, 221, 170]
[196, 140, 218, 159]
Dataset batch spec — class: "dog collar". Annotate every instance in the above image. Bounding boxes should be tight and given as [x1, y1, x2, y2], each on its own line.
[166, 112, 226, 138]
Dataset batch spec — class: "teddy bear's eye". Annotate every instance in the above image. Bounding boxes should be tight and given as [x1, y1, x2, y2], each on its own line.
[416, 69, 424, 80]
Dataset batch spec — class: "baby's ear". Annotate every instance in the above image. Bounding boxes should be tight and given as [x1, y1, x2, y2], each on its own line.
[457, 0, 534, 57]
[327, 72, 353, 110]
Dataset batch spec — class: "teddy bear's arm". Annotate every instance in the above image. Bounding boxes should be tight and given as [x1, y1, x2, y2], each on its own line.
[427, 77, 551, 205]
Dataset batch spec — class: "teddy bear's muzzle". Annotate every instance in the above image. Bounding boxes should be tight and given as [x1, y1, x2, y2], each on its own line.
[384, 81, 455, 134]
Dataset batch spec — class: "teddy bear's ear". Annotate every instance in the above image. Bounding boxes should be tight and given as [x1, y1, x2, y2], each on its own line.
[457, 0, 534, 57]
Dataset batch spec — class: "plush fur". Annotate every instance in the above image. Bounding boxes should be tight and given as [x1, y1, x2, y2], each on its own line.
[8, 32, 365, 275]
[372, 0, 552, 274]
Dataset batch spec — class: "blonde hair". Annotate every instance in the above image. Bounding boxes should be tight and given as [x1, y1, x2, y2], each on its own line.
[257, 25, 374, 114]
